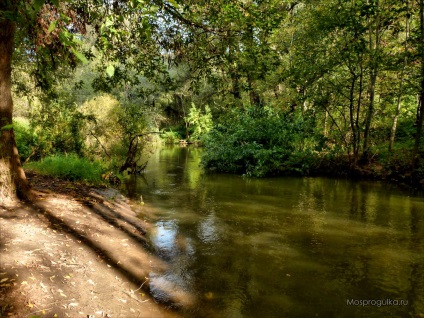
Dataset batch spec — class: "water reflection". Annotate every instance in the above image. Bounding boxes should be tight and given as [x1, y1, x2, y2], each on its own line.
[125, 146, 424, 317]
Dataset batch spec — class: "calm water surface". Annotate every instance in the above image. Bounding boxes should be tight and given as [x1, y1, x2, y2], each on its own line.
[125, 146, 424, 318]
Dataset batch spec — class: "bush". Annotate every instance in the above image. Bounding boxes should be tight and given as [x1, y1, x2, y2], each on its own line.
[202, 106, 317, 177]
[161, 129, 182, 144]
[14, 118, 38, 162]
[25, 154, 106, 184]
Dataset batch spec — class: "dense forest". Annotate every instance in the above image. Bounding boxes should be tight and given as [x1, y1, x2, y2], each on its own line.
[1, 0, 424, 203]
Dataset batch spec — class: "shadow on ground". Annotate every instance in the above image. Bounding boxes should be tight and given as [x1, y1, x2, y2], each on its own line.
[0, 181, 195, 318]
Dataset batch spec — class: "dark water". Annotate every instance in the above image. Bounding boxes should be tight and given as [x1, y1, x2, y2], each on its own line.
[125, 146, 424, 318]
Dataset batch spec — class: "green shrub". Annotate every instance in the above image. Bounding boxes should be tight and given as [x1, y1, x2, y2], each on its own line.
[185, 103, 213, 142]
[25, 154, 106, 184]
[161, 129, 182, 144]
[14, 118, 38, 162]
[202, 106, 317, 177]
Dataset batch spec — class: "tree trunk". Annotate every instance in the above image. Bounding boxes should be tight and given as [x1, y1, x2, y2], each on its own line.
[363, 69, 378, 155]
[390, 6, 409, 152]
[0, 19, 32, 204]
[348, 73, 359, 162]
[363, 0, 380, 156]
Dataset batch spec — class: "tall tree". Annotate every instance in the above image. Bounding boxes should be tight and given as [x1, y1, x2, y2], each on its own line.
[0, 6, 31, 203]
[0, 0, 193, 202]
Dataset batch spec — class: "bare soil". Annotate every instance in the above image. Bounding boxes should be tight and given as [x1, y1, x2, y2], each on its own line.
[0, 173, 187, 318]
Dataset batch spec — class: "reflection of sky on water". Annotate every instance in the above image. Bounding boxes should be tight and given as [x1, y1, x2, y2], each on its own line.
[197, 213, 219, 244]
[151, 221, 178, 259]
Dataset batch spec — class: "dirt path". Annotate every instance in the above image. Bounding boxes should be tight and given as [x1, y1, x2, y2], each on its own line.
[0, 174, 192, 318]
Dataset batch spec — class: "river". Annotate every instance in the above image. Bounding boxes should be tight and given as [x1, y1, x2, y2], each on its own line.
[124, 145, 424, 318]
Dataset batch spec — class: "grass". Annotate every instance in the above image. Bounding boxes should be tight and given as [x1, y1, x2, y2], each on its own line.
[25, 154, 106, 185]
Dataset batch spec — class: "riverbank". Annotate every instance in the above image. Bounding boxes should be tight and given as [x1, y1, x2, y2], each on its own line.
[0, 172, 182, 318]
[301, 154, 424, 191]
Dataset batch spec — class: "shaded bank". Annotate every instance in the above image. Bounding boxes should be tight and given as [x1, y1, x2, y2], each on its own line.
[0, 172, 189, 318]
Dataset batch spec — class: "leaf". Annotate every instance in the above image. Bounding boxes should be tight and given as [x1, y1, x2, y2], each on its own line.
[0, 278, 8, 283]
[167, 0, 179, 8]
[48, 20, 57, 33]
[33, 0, 45, 12]
[51, 0, 59, 6]
[71, 49, 88, 64]
[1, 124, 14, 131]
[106, 65, 115, 77]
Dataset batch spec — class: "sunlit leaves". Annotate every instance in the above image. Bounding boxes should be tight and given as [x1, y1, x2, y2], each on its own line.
[71, 48, 88, 64]
[48, 20, 57, 33]
[32, 0, 45, 13]
[106, 65, 115, 77]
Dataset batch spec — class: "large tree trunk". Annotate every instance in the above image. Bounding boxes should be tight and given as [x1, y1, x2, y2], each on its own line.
[0, 19, 32, 204]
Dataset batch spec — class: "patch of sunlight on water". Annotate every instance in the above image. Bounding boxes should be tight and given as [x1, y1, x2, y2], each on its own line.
[125, 146, 424, 318]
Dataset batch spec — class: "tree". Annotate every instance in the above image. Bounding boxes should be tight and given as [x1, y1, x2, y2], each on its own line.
[1, 0, 90, 203]
[0, 0, 206, 202]
[0, 12, 32, 204]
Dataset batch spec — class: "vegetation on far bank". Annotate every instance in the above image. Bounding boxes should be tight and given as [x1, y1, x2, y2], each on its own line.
[1, 0, 424, 200]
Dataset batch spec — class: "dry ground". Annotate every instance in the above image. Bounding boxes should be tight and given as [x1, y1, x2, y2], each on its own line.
[0, 173, 191, 318]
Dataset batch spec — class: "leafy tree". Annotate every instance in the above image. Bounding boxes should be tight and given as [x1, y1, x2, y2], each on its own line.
[0, 0, 208, 201]
[185, 103, 213, 142]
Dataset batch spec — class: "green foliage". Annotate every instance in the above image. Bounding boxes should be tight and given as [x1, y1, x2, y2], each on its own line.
[25, 154, 106, 184]
[185, 103, 213, 142]
[13, 118, 39, 162]
[79, 94, 122, 158]
[161, 129, 182, 144]
[202, 106, 316, 177]
[29, 97, 87, 157]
